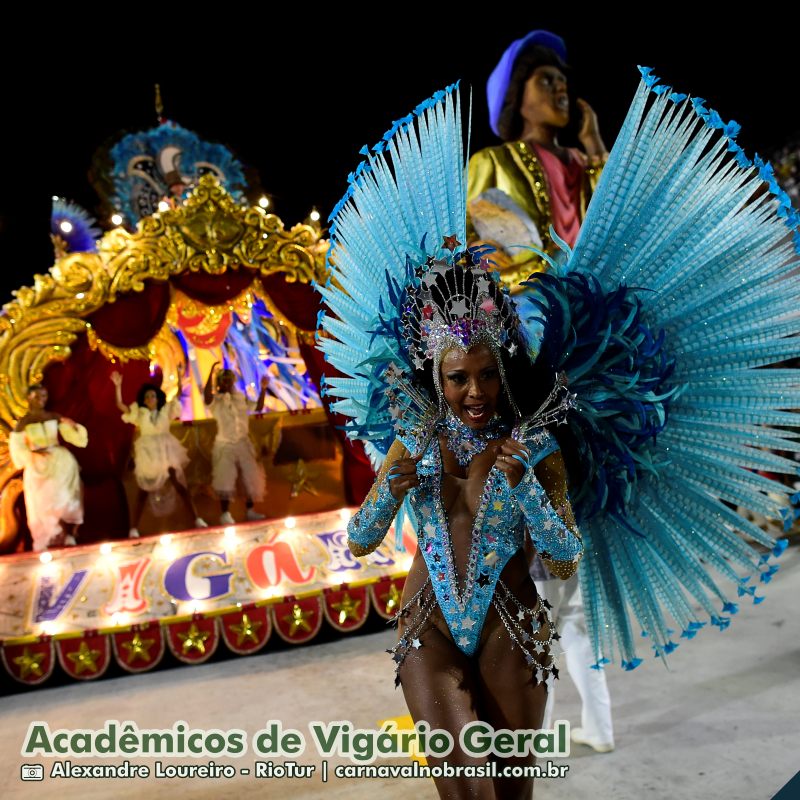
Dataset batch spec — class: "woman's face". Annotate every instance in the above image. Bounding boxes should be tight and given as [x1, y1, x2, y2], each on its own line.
[440, 344, 502, 429]
[27, 387, 48, 411]
[520, 65, 569, 129]
[143, 390, 158, 411]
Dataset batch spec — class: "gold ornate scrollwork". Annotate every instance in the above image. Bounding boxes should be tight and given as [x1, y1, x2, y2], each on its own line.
[2, 177, 328, 428]
[99, 175, 329, 300]
[0, 470, 23, 551]
[0, 251, 111, 432]
[0, 177, 329, 549]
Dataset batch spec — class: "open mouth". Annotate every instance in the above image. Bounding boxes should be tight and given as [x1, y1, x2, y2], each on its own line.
[555, 95, 569, 111]
[464, 404, 489, 423]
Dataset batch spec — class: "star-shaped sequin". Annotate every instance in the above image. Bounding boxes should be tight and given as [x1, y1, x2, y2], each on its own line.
[477, 573, 491, 588]
[458, 636, 470, 647]
[230, 613, 263, 646]
[442, 234, 462, 251]
[449, 298, 469, 317]
[461, 617, 476, 630]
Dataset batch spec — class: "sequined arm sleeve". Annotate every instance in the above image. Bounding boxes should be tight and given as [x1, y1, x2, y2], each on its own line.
[347, 439, 407, 557]
[512, 449, 582, 579]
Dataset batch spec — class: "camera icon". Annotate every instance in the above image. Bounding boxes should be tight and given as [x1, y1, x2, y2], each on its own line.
[21, 764, 44, 781]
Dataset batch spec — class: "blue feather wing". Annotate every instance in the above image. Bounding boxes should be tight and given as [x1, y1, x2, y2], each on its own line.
[523, 68, 800, 667]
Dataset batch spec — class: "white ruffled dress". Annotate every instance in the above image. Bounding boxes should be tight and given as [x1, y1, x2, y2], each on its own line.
[123, 401, 189, 492]
[9, 419, 88, 551]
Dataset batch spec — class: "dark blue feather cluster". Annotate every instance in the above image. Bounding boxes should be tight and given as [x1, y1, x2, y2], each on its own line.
[521, 270, 682, 522]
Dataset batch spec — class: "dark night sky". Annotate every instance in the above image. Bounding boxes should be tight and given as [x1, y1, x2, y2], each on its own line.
[1, 17, 796, 302]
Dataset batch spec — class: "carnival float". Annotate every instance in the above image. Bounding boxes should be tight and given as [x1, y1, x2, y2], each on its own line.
[0, 97, 412, 687]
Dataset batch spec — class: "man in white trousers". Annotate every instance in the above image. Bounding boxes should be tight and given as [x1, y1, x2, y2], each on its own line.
[533, 558, 615, 752]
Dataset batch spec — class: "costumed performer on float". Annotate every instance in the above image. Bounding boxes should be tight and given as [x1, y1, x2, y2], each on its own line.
[9, 383, 88, 551]
[111, 371, 207, 537]
[204, 363, 268, 525]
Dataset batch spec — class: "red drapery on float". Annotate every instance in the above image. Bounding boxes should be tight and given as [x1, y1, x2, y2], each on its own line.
[26, 270, 372, 546]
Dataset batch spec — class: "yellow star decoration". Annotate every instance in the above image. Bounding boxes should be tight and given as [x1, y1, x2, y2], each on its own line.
[13, 647, 45, 679]
[230, 613, 263, 646]
[177, 623, 210, 654]
[493, 500, 504, 512]
[284, 604, 313, 636]
[121, 633, 155, 664]
[66, 641, 102, 675]
[286, 459, 320, 498]
[381, 583, 402, 614]
[332, 592, 362, 625]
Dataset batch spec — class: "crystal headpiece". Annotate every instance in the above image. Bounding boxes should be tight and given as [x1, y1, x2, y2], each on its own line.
[399, 241, 523, 417]
[401, 245, 521, 369]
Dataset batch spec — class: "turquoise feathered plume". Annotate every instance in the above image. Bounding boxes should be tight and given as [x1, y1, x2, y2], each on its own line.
[317, 83, 467, 466]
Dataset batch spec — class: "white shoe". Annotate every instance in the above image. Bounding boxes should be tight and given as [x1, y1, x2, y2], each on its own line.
[194, 517, 209, 528]
[246, 509, 265, 521]
[571, 727, 615, 753]
[129, 528, 140, 539]
[219, 512, 235, 525]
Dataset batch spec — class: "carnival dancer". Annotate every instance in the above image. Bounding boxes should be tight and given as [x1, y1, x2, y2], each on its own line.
[111, 371, 207, 537]
[317, 70, 797, 796]
[9, 383, 88, 551]
[204, 364, 268, 525]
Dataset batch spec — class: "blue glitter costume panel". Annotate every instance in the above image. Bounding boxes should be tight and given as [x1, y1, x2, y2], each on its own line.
[348, 427, 582, 674]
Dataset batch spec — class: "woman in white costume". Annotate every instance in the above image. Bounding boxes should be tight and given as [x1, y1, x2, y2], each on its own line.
[111, 372, 207, 537]
[9, 383, 88, 551]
